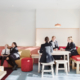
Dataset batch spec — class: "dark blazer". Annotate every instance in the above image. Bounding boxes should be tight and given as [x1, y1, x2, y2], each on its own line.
[49, 40, 59, 49]
[10, 47, 18, 55]
[65, 42, 78, 56]
[40, 42, 54, 63]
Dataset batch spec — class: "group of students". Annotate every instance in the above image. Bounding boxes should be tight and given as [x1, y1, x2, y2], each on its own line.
[0, 42, 20, 70]
[0, 37, 78, 70]
[40, 36, 78, 63]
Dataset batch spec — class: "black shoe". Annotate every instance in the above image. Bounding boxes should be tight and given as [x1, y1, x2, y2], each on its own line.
[12, 65, 18, 70]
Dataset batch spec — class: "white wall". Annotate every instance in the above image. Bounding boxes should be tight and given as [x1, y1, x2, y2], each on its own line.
[36, 28, 79, 46]
[0, 9, 36, 46]
[0, 9, 80, 46]
[36, 9, 80, 28]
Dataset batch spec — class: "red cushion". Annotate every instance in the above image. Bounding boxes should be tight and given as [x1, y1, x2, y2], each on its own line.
[59, 46, 66, 50]
[21, 58, 33, 72]
[71, 55, 80, 61]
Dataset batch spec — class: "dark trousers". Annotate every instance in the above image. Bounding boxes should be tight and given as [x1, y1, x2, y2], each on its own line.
[0, 56, 8, 66]
[7, 54, 20, 67]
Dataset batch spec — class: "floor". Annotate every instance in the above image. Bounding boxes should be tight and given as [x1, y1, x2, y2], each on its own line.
[5, 64, 80, 80]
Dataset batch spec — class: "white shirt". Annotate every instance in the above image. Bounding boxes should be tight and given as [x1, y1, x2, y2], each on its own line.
[51, 40, 58, 48]
[1, 48, 10, 55]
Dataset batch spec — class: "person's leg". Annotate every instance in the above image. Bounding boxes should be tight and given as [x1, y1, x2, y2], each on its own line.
[9, 55, 19, 70]
[7, 59, 14, 67]
[1, 56, 7, 66]
[9, 55, 18, 66]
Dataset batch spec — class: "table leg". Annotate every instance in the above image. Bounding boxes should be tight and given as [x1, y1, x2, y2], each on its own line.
[67, 54, 70, 72]
[38, 57, 40, 73]
[64, 55, 65, 60]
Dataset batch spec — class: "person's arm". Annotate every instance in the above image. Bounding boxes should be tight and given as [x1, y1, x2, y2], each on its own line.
[55, 41, 59, 49]
[40, 44, 44, 53]
[70, 43, 76, 51]
[1, 50, 4, 56]
[10, 47, 18, 54]
[14, 48, 18, 53]
[50, 44, 53, 53]
[65, 43, 71, 51]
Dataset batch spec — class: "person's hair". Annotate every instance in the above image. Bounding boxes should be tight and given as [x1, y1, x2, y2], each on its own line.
[68, 37, 73, 42]
[52, 36, 56, 39]
[13, 42, 17, 47]
[45, 37, 49, 42]
[69, 36, 72, 38]
[6, 44, 9, 49]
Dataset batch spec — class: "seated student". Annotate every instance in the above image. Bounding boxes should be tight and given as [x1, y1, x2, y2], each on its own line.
[7, 42, 20, 70]
[50, 36, 62, 60]
[49, 36, 59, 51]
[0, 44, 10, 66]
[60, 37, 78, 57]
[40, 36, 54, 63]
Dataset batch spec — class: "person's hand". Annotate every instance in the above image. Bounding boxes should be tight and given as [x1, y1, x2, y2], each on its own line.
[6, 57, 9, 60]
[1, 55, 4, 57]
[60, 48, 64, 51]
[53, 49, 56, 51]
[56, 48, 58, 51]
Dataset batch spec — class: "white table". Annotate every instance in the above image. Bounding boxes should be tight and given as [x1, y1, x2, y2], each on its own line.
[31, 51, 70, 73]
[0, 71, 7, 80]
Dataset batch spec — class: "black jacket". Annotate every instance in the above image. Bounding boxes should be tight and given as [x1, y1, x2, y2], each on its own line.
[40, 42, 54, 63]
[49, 40, 59, 49]
[65, 42, 78, 56]
[10, 47, 19, 55]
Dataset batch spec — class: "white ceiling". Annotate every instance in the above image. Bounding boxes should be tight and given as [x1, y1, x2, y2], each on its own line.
[0, 0, 80, 10]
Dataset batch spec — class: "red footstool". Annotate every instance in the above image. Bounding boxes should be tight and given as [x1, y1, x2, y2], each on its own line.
[21, 58, 33, 72]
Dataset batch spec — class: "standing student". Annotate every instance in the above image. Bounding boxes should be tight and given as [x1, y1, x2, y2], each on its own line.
[40, 36, 54, 63]
[0, 44, 10, 66]
[49, 36, 59, 51]
[60, 37, 78, 57]
[7, 42, 20, 70]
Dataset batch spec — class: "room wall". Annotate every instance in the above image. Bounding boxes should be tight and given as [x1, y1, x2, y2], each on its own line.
[36, 9, 80, 46]
[36, 28, 79, 46]
[0, 9, 36, 46]
[36, 9, 80, 28]
[0, 9, 80, 46]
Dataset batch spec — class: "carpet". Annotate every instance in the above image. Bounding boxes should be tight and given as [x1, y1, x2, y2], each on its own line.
[2, 68, 12, 80]
[6, 64, 80, 80]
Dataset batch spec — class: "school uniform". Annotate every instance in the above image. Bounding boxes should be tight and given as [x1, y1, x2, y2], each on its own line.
[40, 42, 54, 63]
[7, 47, 20, 67]
[49, 40, 61, 60]
[0, 48, 10, 66]
[65, 42, 78, 57]
[49, 40, 59, 49]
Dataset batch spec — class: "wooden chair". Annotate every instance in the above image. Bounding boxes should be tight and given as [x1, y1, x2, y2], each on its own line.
[41, 62, 54, 78]
[55, 60, 68, 75]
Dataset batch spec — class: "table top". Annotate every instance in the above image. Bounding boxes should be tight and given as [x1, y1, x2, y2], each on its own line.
[31, 51, 70, 58]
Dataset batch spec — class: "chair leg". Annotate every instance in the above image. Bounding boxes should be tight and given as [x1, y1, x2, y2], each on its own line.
[38, 62, 40, 73]
[76, 63, 79, 74]
[64, 63, 68, 75]
[72, 61, 75, 70]
[56, 63, 58, 75]
[51, 64, 54, 78]
[42, 64, 44, 78]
